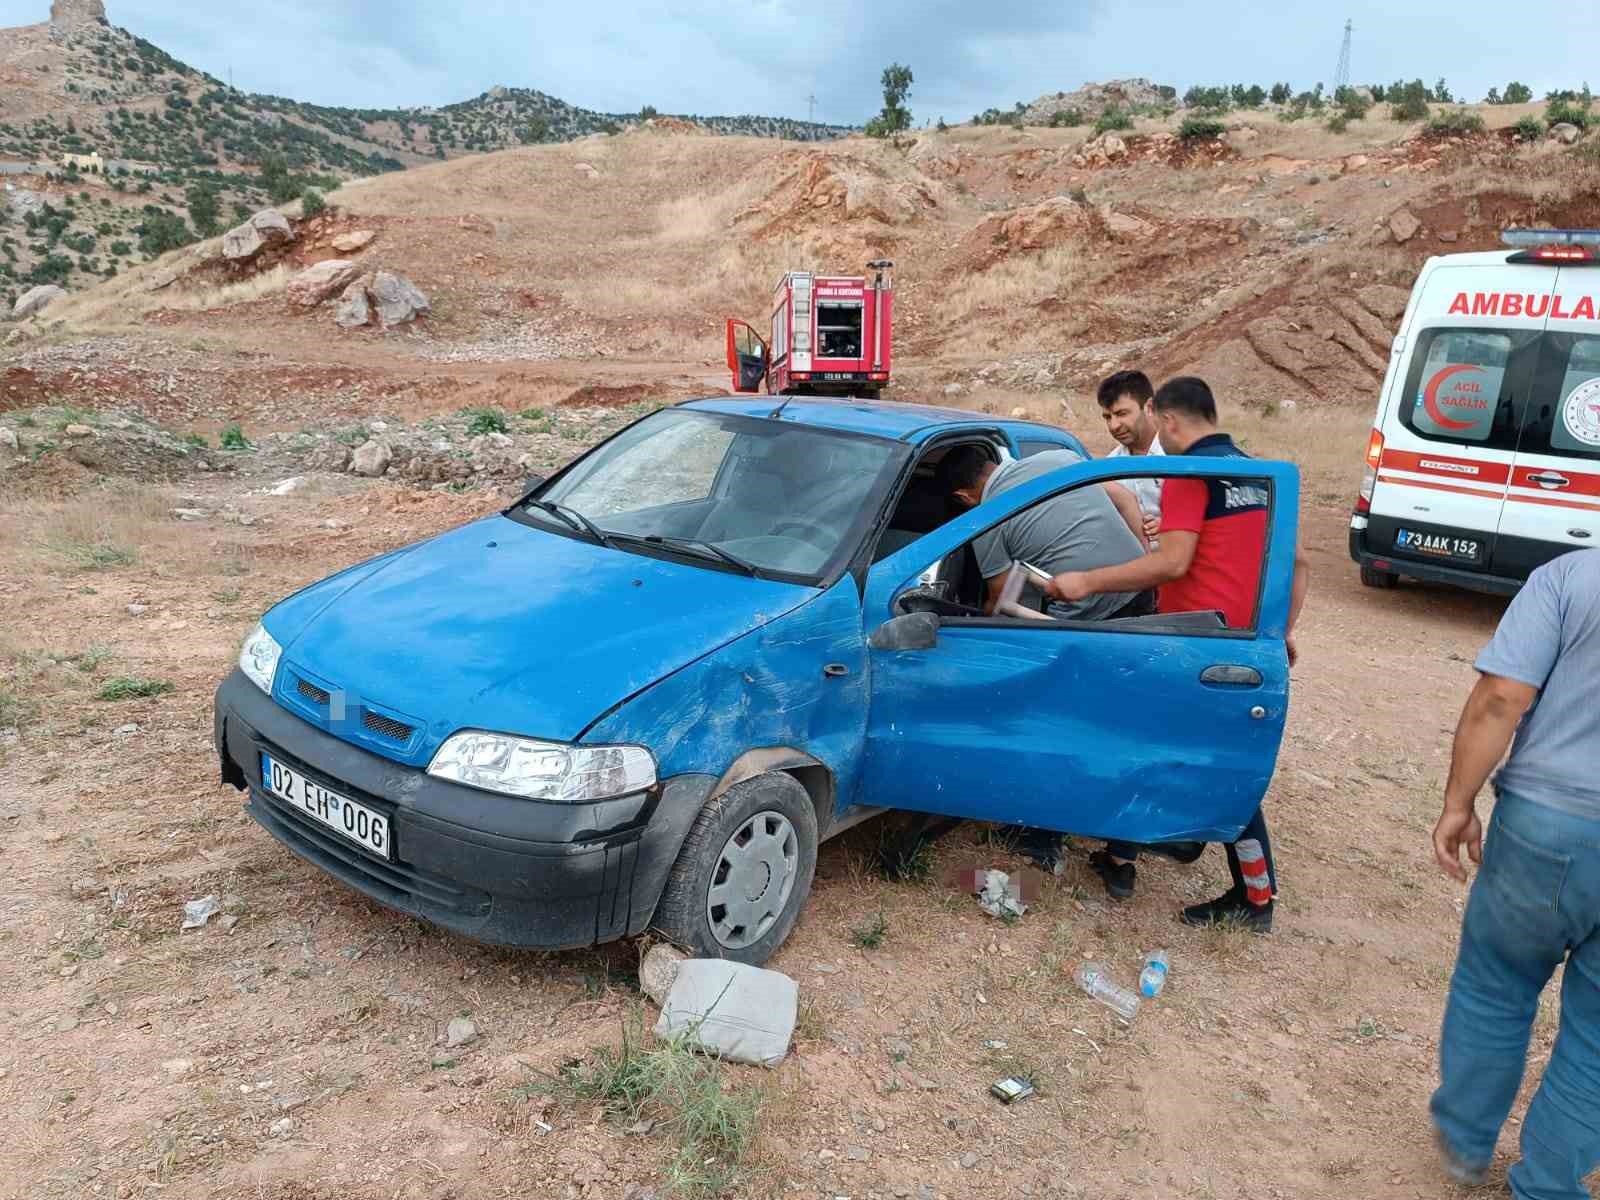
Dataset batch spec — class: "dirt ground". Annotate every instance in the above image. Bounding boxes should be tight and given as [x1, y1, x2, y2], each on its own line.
[2, 114, 1596, 1200]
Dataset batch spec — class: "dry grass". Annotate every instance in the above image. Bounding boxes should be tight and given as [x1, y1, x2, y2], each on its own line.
[1, 479, 175, 574]
[942, 246, 1082, 329]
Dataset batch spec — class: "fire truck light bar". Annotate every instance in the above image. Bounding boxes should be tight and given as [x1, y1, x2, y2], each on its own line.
[1502, 228, 1600, 247]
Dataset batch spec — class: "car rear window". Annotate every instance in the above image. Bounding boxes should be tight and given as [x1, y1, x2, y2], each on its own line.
[1526, 334, 1600, 461]
[1399, 328, 1531, 447]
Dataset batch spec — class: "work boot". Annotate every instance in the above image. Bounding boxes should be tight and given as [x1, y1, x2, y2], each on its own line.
[1146, 840, 1206, 864]
[1180, 886, 1273, 933]
[1007, 826, 1063, 875]
[1088, 849, 1137, 901]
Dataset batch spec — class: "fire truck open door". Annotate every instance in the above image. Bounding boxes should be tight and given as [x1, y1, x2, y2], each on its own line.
[724, 319, 769, 394]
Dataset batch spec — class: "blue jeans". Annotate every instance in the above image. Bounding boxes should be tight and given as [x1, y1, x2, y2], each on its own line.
[1431, 790, 1600, 1200]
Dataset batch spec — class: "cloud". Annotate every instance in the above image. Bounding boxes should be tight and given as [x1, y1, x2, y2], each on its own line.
[3, 0, 1600, 124]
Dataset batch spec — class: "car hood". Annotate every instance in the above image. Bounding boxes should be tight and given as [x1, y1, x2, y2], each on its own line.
[269, 515, 819, 764]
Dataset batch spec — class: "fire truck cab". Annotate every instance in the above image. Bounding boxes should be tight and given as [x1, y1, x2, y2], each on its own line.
[725, 260, 894, 399]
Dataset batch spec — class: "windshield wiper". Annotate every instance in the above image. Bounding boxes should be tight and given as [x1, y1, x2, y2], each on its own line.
[612, 533, 761, 577]
[525, 498, 613, 547]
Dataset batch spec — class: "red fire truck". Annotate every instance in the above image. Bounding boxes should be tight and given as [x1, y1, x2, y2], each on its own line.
[724, 260, 894, 399]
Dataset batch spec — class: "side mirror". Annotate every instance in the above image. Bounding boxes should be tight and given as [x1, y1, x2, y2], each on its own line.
[868, 611, 939, 652]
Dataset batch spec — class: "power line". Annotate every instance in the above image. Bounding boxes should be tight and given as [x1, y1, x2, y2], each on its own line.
[1333, 18, 1353, 93]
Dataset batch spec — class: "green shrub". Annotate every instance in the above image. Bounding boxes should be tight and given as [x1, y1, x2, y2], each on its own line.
[96, 676, 174, 701]
[1177, 116, 1226, 141]
[1048, 108, 1083, 127]
[1093, 106, 1134, 135]
[1545, 99, 1591, 130]
[1390, 79, 1431, 122]
[463, 407, 508, 436]
[1326, 113, 1349, 134]
[1513, 115, 1545, 140]
[300, 187, 325, 216]
[1427, 110, 1486, 135]
[1503, 82, 1533, 105]
[219, 422, 251, 451]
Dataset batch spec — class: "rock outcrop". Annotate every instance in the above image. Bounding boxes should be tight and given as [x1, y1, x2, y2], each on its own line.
[222, 209, 293, 261]
[331, 230, 376, 253]
[1023, 79, 1169, 125]
[285, 259, 359, 307]
[334, 271, 431, 329]
[12, 284, 66, 318]
[50, 0, 106, 31]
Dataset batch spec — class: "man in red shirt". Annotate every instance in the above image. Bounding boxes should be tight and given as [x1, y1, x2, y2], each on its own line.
[1047, 376, 1310, 931]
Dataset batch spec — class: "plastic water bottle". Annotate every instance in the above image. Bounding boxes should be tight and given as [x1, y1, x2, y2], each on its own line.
[1075, 962, 1141, 1021]
[1139, 950, 1171, 999]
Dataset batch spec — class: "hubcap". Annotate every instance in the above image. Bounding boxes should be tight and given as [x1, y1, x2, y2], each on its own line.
[705, 810, 799, 950]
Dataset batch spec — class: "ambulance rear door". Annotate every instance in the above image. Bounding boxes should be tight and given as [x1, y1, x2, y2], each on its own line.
[1493, 264, 1600, 574]
[1369, 259, 1554, 579]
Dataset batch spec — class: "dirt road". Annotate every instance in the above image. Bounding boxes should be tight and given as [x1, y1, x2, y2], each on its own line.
[0, 403, 1554, 1200]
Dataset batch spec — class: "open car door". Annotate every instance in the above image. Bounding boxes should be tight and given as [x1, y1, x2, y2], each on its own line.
[855, 455, 1301, 845]
[724, 319, 769, 394]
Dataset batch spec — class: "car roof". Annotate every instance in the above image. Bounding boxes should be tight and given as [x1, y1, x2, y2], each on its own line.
[679, 395, 1063, 444]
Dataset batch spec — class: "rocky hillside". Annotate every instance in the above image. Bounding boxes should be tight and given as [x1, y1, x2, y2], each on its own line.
[0, 1, 851, 303]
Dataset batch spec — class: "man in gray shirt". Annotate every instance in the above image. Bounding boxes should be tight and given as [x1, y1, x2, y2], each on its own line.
[936, 445, 1148, 620]
[1429, 549, 1600, 1199]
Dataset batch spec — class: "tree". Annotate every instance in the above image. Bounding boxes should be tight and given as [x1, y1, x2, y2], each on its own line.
[137, 210, 191, 257]
[300, 187, 326, 216]
[185, 181, 220, 237]
[1269, 81, 1292, 105]
[1486, 87, 1502, 105]
[1391, 79, 1431, 122]
[639, 104, 658, 120]
[865, 62, 913, 138]
[1434, 77, 1454, 103]
[1505, 81, 1533, 104]
[520, 115, 550, 143]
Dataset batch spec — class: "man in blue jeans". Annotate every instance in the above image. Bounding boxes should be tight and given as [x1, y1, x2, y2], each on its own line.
[1430, 548, 1600, 1198]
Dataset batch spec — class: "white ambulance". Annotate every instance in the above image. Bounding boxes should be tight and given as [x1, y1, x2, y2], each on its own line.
[1351, 228, 1600, 594]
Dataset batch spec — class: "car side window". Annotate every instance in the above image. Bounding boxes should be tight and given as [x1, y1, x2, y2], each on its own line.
[927, 473, 1276, 635]
[1398, 327, 1539, 450]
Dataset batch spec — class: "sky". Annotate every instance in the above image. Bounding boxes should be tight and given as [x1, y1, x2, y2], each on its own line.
[5, 1, 1600, 125]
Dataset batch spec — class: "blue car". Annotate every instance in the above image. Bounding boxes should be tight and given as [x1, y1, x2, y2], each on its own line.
[214, 397, 1300, 963]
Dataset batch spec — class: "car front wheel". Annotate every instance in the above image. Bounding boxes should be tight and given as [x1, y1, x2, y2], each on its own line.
[653, 772, 818, 965]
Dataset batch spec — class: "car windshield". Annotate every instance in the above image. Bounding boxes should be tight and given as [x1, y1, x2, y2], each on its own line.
[525, 409, 901, 580]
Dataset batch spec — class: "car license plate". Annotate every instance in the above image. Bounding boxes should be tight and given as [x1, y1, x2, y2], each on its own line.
[1395, 527, 1482, 565]
[261, 753, 391, 859]
[817, 372, 857, 381]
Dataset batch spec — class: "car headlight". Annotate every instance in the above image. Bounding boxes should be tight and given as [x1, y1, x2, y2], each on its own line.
[427, 731, 656, 802]
[239, 623, 282, 695]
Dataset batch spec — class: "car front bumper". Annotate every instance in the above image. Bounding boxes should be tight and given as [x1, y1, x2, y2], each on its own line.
[213, 670, 712, 949]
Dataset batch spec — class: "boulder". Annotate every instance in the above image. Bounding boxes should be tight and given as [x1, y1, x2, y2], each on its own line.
[350, 440, 391, 478]
[1100, 134, 1127, 160]
[286, 259, 359, 307]
[1389, 208, 1421, 244]
[331, 230, 376, 253]
[335, 275, 374, 329]
[13, 284, 66, 318]
[304, 441, 351, 472]
[370, 271, 431, 328]
[1099, 205, 1152, 241]
[1344, 154, 1370, 172]
[222, 209, 293, 261]
[1551, 122, 1581, 146]
[145, 269, 178, 292]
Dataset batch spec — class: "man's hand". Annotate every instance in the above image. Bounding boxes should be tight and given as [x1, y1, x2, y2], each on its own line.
[1285, 632, 1298, 667]
[1142, 514, 1160, 542]
[1432, 806, 1483, 883]
[1047, 571, 1091, 603]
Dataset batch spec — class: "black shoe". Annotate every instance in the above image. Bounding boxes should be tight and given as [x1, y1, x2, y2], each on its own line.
[1146, 840, 1206, 865]
[1180, 888, 1273, 933]
[1088, 850, 1137, 900]
[1006, 827, 1063, 875]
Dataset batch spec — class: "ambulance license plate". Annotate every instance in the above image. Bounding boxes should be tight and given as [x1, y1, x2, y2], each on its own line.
[1395, 527, 1482, 565]
[261, 753, 391, 859]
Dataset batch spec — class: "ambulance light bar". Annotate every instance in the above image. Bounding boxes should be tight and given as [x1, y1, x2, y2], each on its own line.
[1502, 229, 1600, 263]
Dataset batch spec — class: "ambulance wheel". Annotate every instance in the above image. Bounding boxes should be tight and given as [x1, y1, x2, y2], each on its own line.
[1360, 564, 1398, 589]
[654, 773, 818, 965]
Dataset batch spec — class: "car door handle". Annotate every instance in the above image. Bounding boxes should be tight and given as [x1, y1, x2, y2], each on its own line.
[1200, 665, 1263, 687]
[1528, 472, 1571, 490]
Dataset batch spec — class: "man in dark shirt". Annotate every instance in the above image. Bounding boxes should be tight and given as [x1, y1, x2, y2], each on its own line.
[1047, 376, 1310, 930]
